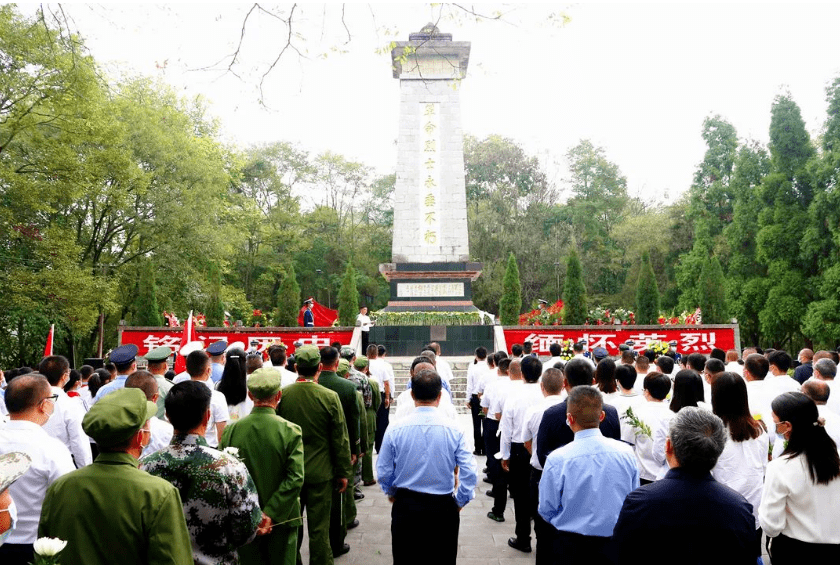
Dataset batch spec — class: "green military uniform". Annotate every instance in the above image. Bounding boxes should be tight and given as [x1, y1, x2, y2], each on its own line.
[317, 367, 362, 554]
[144, 346, 175, 420]
[220, 406, 305, 565]
[277, 347, 352, 565]
[38, 388, 193, 565]
[354, 355, 380, 485]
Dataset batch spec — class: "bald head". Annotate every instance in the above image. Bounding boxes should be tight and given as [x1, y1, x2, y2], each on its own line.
[411, 362, 434, 376]
[802, 379, 830, 405]
[509, 359, 522, 380]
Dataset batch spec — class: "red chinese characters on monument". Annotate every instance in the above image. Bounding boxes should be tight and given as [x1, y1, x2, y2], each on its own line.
[502, 327, 736, 356]
[120, 328, 354, 357]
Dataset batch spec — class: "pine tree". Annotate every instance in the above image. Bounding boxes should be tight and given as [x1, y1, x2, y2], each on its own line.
[338, 261, 359, 326]
[562, 250, 587, 324]
[699, 256, 728, 324]
[205, 263, 225, 327]
[499, 252, 522, 325]
[274, 265, 301, 327]
[133, 261, 163, 327]
[636, 251, 661, 324]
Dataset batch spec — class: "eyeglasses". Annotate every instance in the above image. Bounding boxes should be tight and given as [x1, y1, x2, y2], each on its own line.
[42, 394, 59, 404]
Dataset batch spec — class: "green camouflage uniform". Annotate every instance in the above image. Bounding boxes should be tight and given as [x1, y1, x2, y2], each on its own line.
[141, 434, 262, 565]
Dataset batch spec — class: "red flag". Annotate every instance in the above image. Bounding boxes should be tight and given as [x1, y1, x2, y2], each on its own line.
[297, 298, 339, 327]
[43, 324, 54, 357]
[173, 310, 196, 374]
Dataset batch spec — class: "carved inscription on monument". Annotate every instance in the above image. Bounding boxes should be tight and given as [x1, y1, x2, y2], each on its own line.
[420, 102, 440, 248]
[397, 282, 465, 298]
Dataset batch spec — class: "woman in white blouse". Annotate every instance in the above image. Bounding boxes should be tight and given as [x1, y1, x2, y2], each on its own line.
[759, 391, 840, 562]
[711, 372, 769, 560]
[215, 348, 253, 421]
[595, 358, 621, 404]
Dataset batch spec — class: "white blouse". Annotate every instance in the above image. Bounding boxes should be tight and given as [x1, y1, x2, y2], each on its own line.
[759, 453, 840, 543]
[711, 428, 769, 528]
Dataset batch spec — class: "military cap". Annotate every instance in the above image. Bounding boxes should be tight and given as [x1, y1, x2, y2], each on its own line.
[337, 358, 350, 377]
[354, 355, 369, 370]
[109, 344, 139, 365]
[227, 341, 246, 353]
[144, 346, 172, 363]
[82, 388, 157, 448]
[295, 345, 321, 369]
[179, 340, 205, 356]
[593, 346, 609, 360]
[206, 340, 228, 356]
[0, 452, 32, 493]
[303, 298, 313, 305]
[247, 367, 283, 399]
[618, 343, 630, 352]
[668, 340, 678, 347]
[340, 346, 356, 360]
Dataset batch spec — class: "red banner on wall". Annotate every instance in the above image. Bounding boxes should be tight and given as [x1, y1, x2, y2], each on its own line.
[120, 328, 354, 357]
[503, 326, 738, 356]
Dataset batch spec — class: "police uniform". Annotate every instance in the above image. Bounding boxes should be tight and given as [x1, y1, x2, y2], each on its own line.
[39, 388, 193, 565]
[276, 346, 352, 565]
[220, 368, 305, 565]
[144, 346, 174, 420]
[310, 355, 361, 556]
[92, 344, 139, 403]
[207, 340, 228, 384]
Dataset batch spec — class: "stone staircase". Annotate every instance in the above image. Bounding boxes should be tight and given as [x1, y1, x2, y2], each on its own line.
[387, 356, 475, 414]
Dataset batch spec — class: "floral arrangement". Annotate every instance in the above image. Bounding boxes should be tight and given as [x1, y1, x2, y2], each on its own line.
[586, 307, 635, 325]
[33, 537, 67, 564]
[657, 307, 702, 325]
[370, 311, 488, 326]
[645, 340, 671, 358]
[555, 338, 576, 361]
[518, 299, 564, 326]
[249, 309, 269, 327]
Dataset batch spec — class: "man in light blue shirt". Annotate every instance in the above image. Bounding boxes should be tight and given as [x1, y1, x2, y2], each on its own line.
[92, 344, 138, 404]
[377, 369, 476, 565]
[538, 386, 638, 565]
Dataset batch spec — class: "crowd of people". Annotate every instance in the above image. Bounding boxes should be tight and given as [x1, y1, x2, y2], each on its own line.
[467, 342, 840, 564]
[1, 337, 840, 565]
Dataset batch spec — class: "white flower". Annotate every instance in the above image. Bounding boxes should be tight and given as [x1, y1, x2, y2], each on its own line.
[33, 537, 67, 556]
[222, 447, 240, 459]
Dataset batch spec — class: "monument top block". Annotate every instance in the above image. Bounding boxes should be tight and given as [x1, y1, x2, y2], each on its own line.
[391, 24, 470, 80]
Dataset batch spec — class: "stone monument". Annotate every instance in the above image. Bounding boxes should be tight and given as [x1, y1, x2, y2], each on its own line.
[379, 24, 482, 312]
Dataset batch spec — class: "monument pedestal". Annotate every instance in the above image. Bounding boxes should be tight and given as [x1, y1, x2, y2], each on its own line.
[379, 262, 482, 312]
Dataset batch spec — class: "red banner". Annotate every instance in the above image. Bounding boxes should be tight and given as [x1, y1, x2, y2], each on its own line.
[120, 328, 354, 357]
[503, 326, 738, 357]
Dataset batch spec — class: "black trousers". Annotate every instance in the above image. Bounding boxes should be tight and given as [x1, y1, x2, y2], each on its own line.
[769, 533, 840, 564]
[361, 330, 369, 352]
[552, 530, 616, 565]
[469, 394, 483, 453]
[392, 489, 459, 565]
[531, 467, 556, 565]
[0, 544, 35, 565]
[482, 418, 507, 514]
[375, 392, 389, 453]
[509, 442, 532, 542]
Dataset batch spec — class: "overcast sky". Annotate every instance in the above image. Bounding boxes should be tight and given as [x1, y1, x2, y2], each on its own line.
[30, 3, 840, 204]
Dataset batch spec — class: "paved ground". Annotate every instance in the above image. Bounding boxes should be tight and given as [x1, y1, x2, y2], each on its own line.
[300, 415, 536, 565]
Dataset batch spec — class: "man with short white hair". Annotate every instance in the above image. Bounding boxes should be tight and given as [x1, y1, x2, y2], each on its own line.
[811, 358, 840, 415]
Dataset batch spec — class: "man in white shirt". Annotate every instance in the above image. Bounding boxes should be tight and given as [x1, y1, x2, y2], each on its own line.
[356, 306, 372, 351]
[632, 355, 651, 393]
[522, 367, 566, 561]
[542, 342, 565, 372]
[703, 358, 726, 404]
[466, 347, 489, 455]
[268, 345, 298, 388]
[368, 344, 393, 452]
[428, 342, 454, 385]
[126, 372, 174, 458]
[744, 354, 774, 422]
[724, 349, 743, 376]
[800, 379, 840, 449]
[394, 359, 457, 424]
[765, 350, 800, 399]
[38, 356, 92, 468]
[812, 358, 840, 415]
[77, 365, 95, 410]
[482, 357, 511, 520]
[0, 374, 75, 564]
[185, 350, 229, 447]
[572, 342, 596, 370]
[499, 357, 544, 548]
[629, 373, 674, 483]
[611, 364, 648, 446]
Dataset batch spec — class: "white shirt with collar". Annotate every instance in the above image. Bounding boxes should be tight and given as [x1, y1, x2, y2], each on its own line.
[610, 391, 648, 446]
[466, 360, 487, 397]
[821, 379, 840, 415]
[542, 356, 565, 372]
[274, 365, 299, 389]
[573, 353, 596, 370]
[436, 357, 454, 384]
[629, 399, 674, 481]
[712, 427, 770, 528]
[481, 375, 509, 421]
[368, 358, 394, 394]
[523, 394, 566, 470]
[499, 382, 544, 459]
[193, 378, 230, 447]
[42, 386, 92, 467]
[725, 361, 744, 376]
[142, 415, 174, 458]
[0, 420, 75, 543]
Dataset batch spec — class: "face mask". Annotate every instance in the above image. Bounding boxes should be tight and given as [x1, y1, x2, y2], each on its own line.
[0, 498, 18, 546]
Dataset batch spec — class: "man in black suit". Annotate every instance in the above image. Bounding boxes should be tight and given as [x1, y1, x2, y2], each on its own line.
[536, 359, 621, 468]
[612, 407, 755, 565]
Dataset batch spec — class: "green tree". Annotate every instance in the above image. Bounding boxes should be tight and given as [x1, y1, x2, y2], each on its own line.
[699, 256, 727, 323]
[205, 263, 225, 327]
[499, 253, 522, 325]
[274, 265, 301, 327]
[133, 261, 164, 327]
[337, 261, 359, 326]
[636, 251, 661, 324]
[562, 250, 587, 324]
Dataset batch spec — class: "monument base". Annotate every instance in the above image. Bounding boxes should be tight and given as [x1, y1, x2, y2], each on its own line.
[378, 262, 482, 312]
